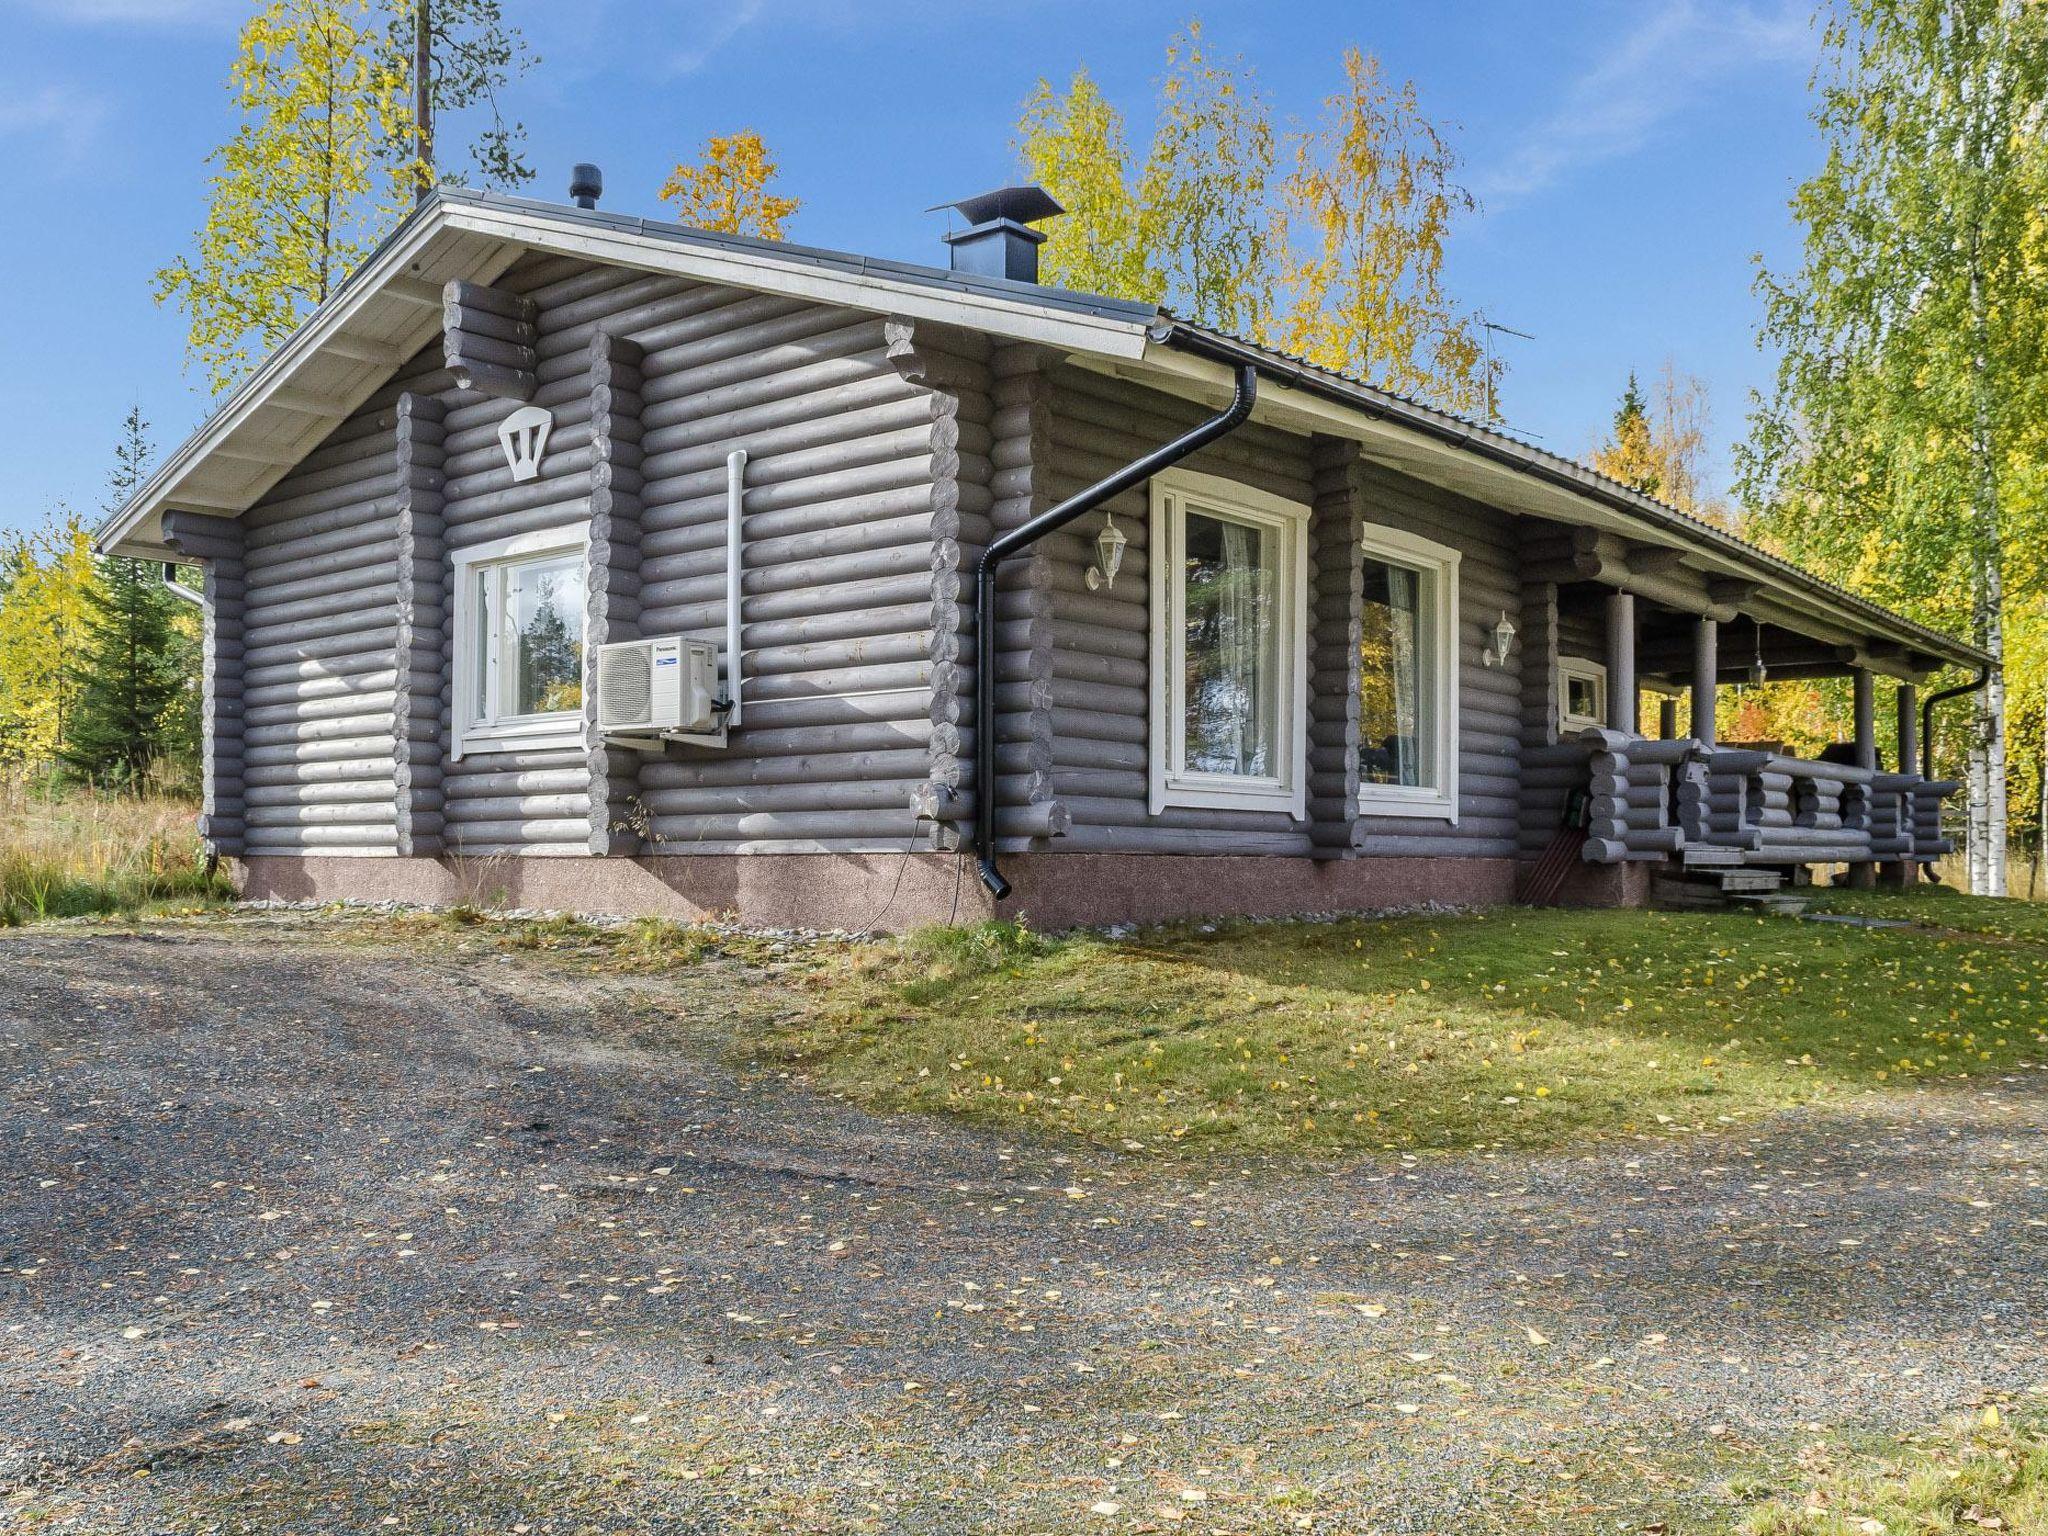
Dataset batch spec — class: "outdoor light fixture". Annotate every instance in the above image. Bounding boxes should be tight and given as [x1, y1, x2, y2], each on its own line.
[1482, 609, 1517, 667]
[1085, 510, 1128, 591]
[1748, 617, 1769, 686]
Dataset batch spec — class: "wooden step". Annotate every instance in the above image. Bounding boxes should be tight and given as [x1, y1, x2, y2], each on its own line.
[1680, 846, 1745, 868]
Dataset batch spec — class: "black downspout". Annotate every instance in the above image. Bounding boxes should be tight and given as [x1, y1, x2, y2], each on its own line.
[1920, 665, 1991, 780]
[973, 361, 1260, 898]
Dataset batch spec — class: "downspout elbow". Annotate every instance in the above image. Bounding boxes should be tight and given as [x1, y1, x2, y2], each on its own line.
[970, 360, 1258, 901]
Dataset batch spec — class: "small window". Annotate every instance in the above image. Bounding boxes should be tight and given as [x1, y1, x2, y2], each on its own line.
[1356, 526, 1460, 820]
[1558, 656, 1608, 735]
[1148, 470, 1308, 817]
[452, 530, 590, 760]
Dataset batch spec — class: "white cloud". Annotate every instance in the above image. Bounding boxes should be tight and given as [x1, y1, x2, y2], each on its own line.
[666, 0, 768, 75]
[0, 83, 106, 165]
[1475, 0, 1814, 206]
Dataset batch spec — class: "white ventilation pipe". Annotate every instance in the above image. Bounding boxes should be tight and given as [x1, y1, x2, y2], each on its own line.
[725, 447, 748, 730]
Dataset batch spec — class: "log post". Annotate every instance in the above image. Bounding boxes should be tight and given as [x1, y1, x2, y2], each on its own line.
[392, 392, 447, 856]
[1690, 615, 1717, 746]
[1605, 591, 1636, 734]
[1657, 697, 1679, 740]
[163, 511, 246, 860]
[585, 332, 647, 856]
[1307, 436, 1365, 858]
[1896, 682, 1919, 780]
[1848, 665, 1879, 887]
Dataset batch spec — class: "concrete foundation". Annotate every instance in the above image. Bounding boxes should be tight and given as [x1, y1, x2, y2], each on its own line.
[232, 850, 1563, 932]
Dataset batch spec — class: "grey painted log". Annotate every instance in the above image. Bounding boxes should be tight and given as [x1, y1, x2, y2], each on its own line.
[392, 392, 447, 855]
[445, 279, 537, 401]
[585, 332, 648, 855]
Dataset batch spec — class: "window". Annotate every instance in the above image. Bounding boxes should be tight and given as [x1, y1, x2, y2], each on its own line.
[1148, 469, 1308, 817]
[452, 529, 590, 760]
[1356, 526, 1459, 820]
[1558, 656, 1608, 734]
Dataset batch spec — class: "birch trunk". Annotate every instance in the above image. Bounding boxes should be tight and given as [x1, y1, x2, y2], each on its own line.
[1965, 238, 2008, 897]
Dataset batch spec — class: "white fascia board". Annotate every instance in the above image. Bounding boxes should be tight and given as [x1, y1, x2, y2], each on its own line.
[439, 203, 1156, 361]
[97, 216, 514, 557]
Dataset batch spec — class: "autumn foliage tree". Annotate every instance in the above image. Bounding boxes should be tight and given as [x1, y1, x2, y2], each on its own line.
[659, 131, 800, 238]
[157, 0, 533, 393]
[1739, 0, 2048, 894]
[0, 515, 95, 775]
[1018, 26, 1494, 417]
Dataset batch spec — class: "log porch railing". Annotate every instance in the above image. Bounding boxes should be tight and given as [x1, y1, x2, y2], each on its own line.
[1572, 728, 1959, 870]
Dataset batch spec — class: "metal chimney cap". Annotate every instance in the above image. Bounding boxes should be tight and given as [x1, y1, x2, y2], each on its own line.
[569, 163, 603, 209]
[936, 185, 1064, 227]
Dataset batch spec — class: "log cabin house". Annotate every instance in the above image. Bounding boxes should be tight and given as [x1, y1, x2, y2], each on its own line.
[98, 176, 1987, 930]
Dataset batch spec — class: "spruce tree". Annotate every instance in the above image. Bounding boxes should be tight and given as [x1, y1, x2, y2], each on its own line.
[59, 409, 196, 789]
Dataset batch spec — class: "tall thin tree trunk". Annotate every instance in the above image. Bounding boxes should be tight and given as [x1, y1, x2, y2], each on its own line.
[1965, 237, 2008, 897]
[2035, 687, 2047, 899]
[413, 0, 433, 201]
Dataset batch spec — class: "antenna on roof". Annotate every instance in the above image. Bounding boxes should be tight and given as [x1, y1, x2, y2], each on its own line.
[1476, 314, 1534, 425]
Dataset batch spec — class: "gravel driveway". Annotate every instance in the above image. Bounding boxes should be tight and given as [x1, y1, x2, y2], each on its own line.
[1, 920, 2042, 1534]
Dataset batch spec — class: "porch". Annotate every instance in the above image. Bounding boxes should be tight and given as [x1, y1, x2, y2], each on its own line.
[1516, 529, 1966, 900]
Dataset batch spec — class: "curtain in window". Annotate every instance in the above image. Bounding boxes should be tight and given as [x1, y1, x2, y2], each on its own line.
[1183, 512, 1273, 777]
[1386, 566, 1420, 787]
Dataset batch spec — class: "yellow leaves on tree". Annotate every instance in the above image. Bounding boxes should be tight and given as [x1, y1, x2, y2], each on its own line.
[0, 515, 97, 771]
[1590, 363, 1727, 525]
[1017, 26, 1495, 418]
[659, 131, 799, 239]
[154, 0, 410, 395]
[1281, 48, 1488, 417]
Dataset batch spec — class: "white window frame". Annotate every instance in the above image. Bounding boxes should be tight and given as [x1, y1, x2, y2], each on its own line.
[1147, 469, 1310, 819]
[1355, 524, 1461, 822]
[451, 525, 592, 762]
[1557, 655, 1609, 735]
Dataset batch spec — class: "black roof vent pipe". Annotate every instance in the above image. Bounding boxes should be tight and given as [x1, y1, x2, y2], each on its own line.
[937, 185, 1064, 283]
[569, 163, 603, 210]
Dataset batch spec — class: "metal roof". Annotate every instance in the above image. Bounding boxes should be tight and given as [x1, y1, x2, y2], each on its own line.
[102, 187, 1986, 674]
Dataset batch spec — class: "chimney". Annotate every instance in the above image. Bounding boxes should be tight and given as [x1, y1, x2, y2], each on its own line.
[938, 186, 1065, 283]
[569, 163, 603, 210]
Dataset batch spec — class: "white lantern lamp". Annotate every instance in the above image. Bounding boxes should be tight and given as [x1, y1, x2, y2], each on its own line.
[1482, 609, 1516, 667]
[1085, 510, 1127, 591]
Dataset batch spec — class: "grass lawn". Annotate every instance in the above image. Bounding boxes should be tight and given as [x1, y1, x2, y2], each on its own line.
[762, 893, 2048, 1157]
[1737, 1406, 2048, 1535]
[1807, 881, 2048, 943]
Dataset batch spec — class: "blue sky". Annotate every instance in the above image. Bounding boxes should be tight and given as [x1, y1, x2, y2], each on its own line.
[0, 0, 1822, 538]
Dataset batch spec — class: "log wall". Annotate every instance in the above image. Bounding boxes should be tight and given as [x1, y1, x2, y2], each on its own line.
[232, 354, 442, 856]
[1031, 366, 1525, 860]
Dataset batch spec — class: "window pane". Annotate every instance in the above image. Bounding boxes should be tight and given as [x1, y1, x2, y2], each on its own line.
[504, 554, 585, 716]
[1359, 559, 1429, 787]
[1566, 674, 1600, 722]
[1181, 510, 1277, 777]
[473, 570, 492, 721]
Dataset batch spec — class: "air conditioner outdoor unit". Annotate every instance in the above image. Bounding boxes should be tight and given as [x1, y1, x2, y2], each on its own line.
[596, 636, 725, 745]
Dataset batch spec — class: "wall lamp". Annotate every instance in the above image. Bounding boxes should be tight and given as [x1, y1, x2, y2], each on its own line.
[1084, 509, 1127, 591]
[1482, 609, 1516, 667]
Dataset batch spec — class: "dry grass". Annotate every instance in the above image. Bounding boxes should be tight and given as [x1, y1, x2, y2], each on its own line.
[0, 777, 230, 923]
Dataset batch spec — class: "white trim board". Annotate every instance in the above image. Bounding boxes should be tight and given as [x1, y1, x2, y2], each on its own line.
[1355, 522, 1461, 823]
[1146, 468, 1311, 820]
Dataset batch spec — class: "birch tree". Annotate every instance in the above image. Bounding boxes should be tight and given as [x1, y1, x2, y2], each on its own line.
[1016, 26, 1491, 415]
[1740, 0, 2048, 895]
[157, 0, 533, 393]
[155, 0, 408, 393]
[658, 131, 800, 238]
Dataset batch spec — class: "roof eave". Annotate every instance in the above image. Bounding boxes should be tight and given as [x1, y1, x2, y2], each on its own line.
[1143, 323, 1988, 675]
